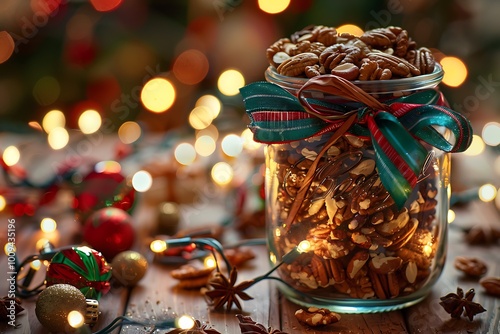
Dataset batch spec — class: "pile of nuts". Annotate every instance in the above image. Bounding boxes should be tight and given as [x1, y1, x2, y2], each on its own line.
[266, 25, 436, 80]
[269, 134, 441, 300]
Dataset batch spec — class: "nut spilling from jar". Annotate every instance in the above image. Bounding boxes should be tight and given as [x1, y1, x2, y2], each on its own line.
[270, 133, 441, 300]
[267, 25, 436, 80]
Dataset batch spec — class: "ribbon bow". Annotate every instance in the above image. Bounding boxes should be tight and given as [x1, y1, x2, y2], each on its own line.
[240, 75, 472, 209]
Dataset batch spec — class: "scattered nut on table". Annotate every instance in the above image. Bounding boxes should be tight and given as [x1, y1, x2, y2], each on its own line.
[454, 256, 488, 277]
[479, 277, 500, 296]
[294, 307, 341, 327]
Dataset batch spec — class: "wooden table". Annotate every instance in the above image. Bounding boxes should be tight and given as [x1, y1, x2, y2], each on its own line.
[1, 196, 499, 334]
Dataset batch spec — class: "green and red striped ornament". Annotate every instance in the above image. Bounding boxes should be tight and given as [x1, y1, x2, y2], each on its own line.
[45, 246, 112, 300]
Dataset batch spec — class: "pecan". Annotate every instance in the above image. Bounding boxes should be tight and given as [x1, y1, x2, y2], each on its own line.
[319, 44, 363, 69]
[290, 25, 316, 43]
[454, 256, 487, 277]
[312, 25, 338, 46]
[360, 27, 397, 50]
[359, 59, 392, 80]
[288, 41, 325, 56]
[305, 64, 323, 78]
[266, 38, 291, 68]
[376, 209, 409, 235]
[406, 47, 435, 74]
[369, 254, 403, 274]
[367, 52, 421, 77]
[331, 62, 360, 80]
[479, 277, 500, 296]
[346, 250, 369, 279]
[276, 52, 319, 77]
[295, 307, 341, 327]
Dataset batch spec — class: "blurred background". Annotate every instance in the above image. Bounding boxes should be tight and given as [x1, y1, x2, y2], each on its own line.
[0, 0, 499, 215]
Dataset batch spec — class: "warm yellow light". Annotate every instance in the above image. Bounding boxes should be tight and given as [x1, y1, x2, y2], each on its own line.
[36, 238, 50, 251]
[67, 310, 85, 328]
[150, 240, 167, 253]
[196, 124, 219, 141]
[217, 69, 245, 96]
[4, 242, 15, 255]
[241, 128, 261, 150]
[47, 127, 69, 150]
[336, 24, 364, 36]
[30, 259, 42, 270]
[174, 143, 196, 166]
[257, 0, 290, 14]
[132, 170, 153, 193]
[0, 31, 15, 64]
[40, 218, 57, 233]
[195, 135, 216, 157]
[275, 228, 281, 237]
[94, 160, 122, 174]
[3, 146, 20, 166]
[221, 134, 243, 157]
[176, 315, 195, 330]
[478, 184, 497, 202]
[189, 106, 213, 130]
[211, 162, 233, 186]
[482, 122, 500, 146]
[42, 110, 66, 133]
[203, 256, 216, 269]
[0, 195, 6, 212]
[447, 209, 455, 223]
[440, 56, 467, 87]
[462, 135, 485, 156]
[297, 240, 311, 253]
[118, 121, 142, 144]
[195, 95, 221, 119]
[422, 244, 433, 257]
[141, 78, 176, 113]
[78, 109, 101, 134]
[269, 252, 277, 264]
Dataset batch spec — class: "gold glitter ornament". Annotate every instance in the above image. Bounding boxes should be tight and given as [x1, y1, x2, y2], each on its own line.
[111, 250, 148, 287]
[35, 284, 87, 333]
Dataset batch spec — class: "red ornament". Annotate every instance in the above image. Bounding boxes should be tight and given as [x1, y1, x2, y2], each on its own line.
[73, 169, 136, 222]
[83, 207, 135, 261]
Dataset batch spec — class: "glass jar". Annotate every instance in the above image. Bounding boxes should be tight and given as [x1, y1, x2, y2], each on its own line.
[264, 65, 450, 313]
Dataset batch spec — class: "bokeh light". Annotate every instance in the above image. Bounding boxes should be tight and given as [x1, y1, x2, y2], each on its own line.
[258, 0, 291, 14]
[203, 256, 216, 269]
[132, 170, 153, 192]
[221, 134, 243, 157]
[150, 239, 167, 253]
[94, 160, 122, 174]
[173, 49, 209, 85]
[90, 0, 123, 12]
[0, 195, 6, 212]
[440, 56, 467, 87]
[47, 127, 69, 150]
[195, 135, 216, 157]
[447, 209, 456, 223]
[196, 95, 221, 119]
[177, 315, 195, 330]
[196, 124, 219, 141]
[42, 110, 66, 134]
[67, 310, 85, 328]
[0, 31, 15, 64]
[78, 109, 101, 134]
[478, 184, 497, 202]
[118, 121, 142, 144]
[211, 162, 234, 186]
[462, 135, 485, 156]
[33, 76, 61, 106]
[174, 143, 196, 166]
[241, 128, 261, 150]
[482, 122, 500, 146]
[141, 78, 176, 113]
[217, 69, 245, 96]
[336, 24, 364, 36]
[3, 146, 20, 166]
[40, 218, 57, 233]
[189, 106, 213, 130]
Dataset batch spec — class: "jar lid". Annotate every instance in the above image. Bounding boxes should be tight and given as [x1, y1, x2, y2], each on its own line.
[265, 63, 444, 96]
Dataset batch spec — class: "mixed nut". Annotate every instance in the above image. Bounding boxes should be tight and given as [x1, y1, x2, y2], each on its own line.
[266, 25, 436, 80]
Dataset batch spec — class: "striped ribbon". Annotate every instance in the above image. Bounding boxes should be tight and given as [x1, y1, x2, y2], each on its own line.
[240, 75, 473, 209]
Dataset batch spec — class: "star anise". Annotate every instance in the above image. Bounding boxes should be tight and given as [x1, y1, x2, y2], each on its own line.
[0, 296, 24, 321]
[439, 287, 486, 321]
[202, 267, 254, 311]
[236, 314, 289, 334]
[166, 319, 221, 334]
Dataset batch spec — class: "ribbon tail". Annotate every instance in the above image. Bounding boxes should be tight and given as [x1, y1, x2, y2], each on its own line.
[368, 112, 429, 209]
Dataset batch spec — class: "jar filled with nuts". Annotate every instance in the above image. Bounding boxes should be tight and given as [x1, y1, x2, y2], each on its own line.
[240, 25, 473, 313]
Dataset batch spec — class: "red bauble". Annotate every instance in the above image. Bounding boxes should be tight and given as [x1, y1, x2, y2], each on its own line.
[83, 207, 135, 261]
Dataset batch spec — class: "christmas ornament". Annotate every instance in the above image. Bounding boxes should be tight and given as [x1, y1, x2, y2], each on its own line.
[35, 284, 87, 333]
[111, 250, 148, 287]
[46, 246, 112, 300]
[73, 168, 136, 223]
[83, 207, 136, 260]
